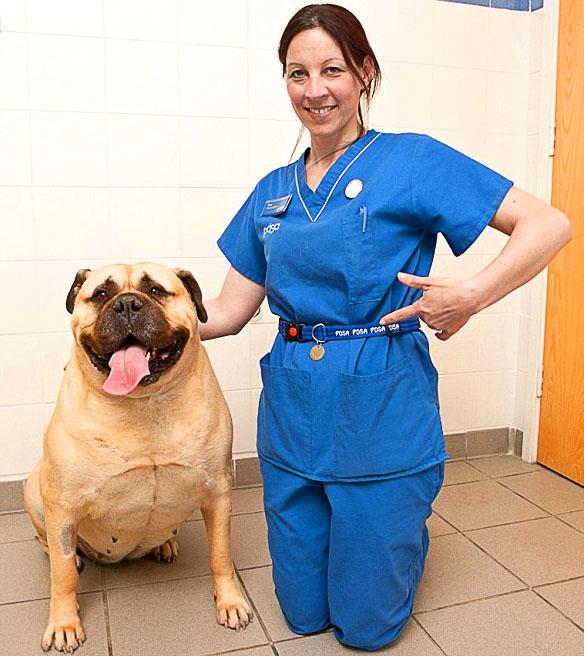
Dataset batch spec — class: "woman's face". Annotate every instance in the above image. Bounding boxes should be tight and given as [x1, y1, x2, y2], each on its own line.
[285, 28, 367, 142]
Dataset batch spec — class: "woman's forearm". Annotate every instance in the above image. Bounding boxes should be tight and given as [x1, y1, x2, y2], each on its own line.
[464, 211, 572, 314]
[198, 297, 238, 341]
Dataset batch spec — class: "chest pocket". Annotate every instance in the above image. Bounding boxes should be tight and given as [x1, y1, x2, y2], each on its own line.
[342, 201, 384, 304]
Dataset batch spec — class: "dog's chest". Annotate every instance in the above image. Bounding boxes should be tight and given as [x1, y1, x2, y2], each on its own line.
[88, 461, 211, 530]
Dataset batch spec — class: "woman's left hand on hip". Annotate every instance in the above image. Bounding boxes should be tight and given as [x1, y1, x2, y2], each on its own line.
[379, 272, 479, 341]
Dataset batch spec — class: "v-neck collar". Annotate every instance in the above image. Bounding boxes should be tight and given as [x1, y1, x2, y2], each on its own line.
[295, 129, 380, 223]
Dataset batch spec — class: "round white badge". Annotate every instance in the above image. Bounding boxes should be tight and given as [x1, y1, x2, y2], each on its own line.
[344, 178, 363, 199]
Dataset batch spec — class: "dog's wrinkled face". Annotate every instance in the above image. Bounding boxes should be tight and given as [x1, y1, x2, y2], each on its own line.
[66, 263, 207, 396]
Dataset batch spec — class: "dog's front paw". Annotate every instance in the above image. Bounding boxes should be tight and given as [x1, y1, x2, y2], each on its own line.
[41, 615, 86, 653]
[215, 595, 254, 631]
[149, 537, 179, 563]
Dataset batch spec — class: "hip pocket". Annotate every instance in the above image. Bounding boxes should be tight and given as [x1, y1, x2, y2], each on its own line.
[342, 203, 383, 304]
[335, 359, 442, 477]
[258, 354, 312, 471]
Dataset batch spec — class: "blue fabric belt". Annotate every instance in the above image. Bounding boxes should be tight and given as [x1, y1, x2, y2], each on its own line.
[278, 317, 421, 342]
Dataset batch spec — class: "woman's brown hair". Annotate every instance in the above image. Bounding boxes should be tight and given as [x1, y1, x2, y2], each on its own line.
[278, 3, 382, 130]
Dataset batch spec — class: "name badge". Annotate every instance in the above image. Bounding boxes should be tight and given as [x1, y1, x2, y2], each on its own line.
[261, 194, 292, 217]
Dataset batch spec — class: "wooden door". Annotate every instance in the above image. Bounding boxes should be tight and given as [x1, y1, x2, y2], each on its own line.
[537, 0, 584, 485]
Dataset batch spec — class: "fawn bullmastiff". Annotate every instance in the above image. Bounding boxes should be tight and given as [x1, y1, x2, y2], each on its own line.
[24, 263, 252, 652]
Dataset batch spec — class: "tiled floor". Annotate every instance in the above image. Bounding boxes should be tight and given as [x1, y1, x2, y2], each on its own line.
[1, 455, 584, 655]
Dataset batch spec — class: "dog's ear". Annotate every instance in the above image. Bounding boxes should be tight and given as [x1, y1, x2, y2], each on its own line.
[66, 269, 92, 314]
[173, 269, 208, 323]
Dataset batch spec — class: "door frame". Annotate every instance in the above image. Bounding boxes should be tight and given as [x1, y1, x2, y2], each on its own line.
[521, 0, 561, 463]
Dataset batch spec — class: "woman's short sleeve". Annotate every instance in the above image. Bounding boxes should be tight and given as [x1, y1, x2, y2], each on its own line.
[411, 135, 514, 256]
[217, 187, 266, 286]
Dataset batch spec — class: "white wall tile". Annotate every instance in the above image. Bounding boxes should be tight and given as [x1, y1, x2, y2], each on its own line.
[371, 62, 432, 128]
[179, 187, 249, 258]
[477, 313, 519, 371]
[180, 117, 248, 187]
[248, 119, 306, 186]
[107, 115, 179, 187]
[39, 332, 73, 402]
[529, 9, 543, 74]
[34, 188, 109, 260]
[0, 111, 31, 185]
[180, 45, 248, 118]
[486, 71, 529, 134]
[248, 49, 291, 121]
[26, 0, 103, 37]
[172, 257, 230, 301]
[249, 388, 260, 454]
[475, 369, 515, 428]
[110, 188, 180, 259]
[488, 4, 530, 74]
[429, 129, 486, 164]
[179, 0, 249, 48]
[432, 67, 487, 132]
[0, 33, 28, 109]
[204, 328, 251, 391]
[224, 389, 254, 453]
[423, 315, 481, 375]
[0, 0, 26, 32]
[0, 189, 34, 260]
[434, 1, 489, 70]
[28, 34, 105, 111]
[0, 335, 44, 404]
[374, 0, 434, 65]
[104, 0, 177, 41]
[105, 39, 178, 114]
[517, 314, 529, 373]
[248, 0, 306, 52]
[438, 372, 477, 433]
[0, 404, 45, 477]
[514, 369, 526, 431]
[30, 112, 107, 186]
[36, 259, 109, 333]
[483, 132, 527, 187]
[0, 262, 39, 334]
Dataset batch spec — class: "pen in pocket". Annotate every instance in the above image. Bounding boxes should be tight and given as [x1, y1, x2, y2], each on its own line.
[360, 204, 368, 233]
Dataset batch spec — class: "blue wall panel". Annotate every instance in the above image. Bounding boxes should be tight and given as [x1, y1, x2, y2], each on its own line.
[438, 0, 543, 10]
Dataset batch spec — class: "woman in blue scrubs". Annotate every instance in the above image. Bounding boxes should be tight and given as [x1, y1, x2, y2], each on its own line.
[199, 4, 572, 650]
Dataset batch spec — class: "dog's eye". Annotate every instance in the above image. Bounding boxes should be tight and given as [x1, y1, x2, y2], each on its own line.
[149, 286, 166, 296]
[91, 289, 109, 300]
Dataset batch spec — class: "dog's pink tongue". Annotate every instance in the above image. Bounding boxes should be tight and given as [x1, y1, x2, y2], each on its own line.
[102, 344, 149, 396]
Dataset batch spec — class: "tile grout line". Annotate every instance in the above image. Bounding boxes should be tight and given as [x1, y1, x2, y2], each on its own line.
[232, 564, 275, 651]
[411, 615, 449, 655]
[100, 565, 115, 656]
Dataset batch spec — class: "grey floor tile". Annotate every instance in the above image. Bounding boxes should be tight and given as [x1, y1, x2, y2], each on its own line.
[0, 511, 36, 543]
[432, 479, 548, 531]
[427, 512, 456, 537]
[444, 460, 488, 485]
[104, 520, 210, 590]
[232, 512, 271, 569]
[107, 575, 267, 656]
[416, 589, 584, 656]
[239, 566, 297, 641]
[0, 592, 108, 655]
[497, 469, 584, 515]
[413, 533, 525, 612]
[558, 509, 584, 533]
[274, 619, 444, 655]
[535, 576, 584, 631]
[467, 516, 584, 586]
[218, 649, 274, 656]
[0, 540, 102, 604]
[467, 454, 541, 478]
[232, 486, 265, 515]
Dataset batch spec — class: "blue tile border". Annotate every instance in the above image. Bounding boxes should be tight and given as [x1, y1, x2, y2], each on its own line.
[438, 0, 543, 10]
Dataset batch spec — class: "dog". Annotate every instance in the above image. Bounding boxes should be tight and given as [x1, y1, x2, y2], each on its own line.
[24, 263, 253, 653]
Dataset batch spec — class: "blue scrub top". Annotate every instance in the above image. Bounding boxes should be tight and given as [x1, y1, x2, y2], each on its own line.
[218, 130, 513, 482]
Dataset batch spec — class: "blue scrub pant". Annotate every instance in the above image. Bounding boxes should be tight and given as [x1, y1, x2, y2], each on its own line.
[259, 457, 445, 651]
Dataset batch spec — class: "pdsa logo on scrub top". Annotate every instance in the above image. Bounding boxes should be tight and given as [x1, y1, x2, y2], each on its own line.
[263, 222, 280, 237]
